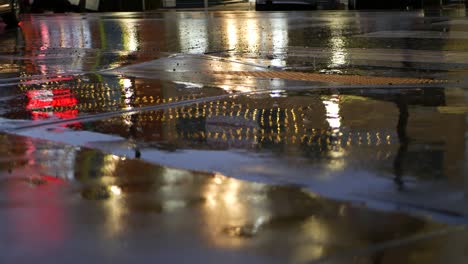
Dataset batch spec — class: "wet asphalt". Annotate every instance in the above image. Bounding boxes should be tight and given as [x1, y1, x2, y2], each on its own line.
[0, 7, 468, 263]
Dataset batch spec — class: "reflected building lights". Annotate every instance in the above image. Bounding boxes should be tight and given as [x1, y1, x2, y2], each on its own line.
[119, 78, 135, 127]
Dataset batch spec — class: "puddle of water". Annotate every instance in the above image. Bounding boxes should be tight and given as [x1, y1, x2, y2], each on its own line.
[1, 132, 462, 264]
[11, 85, 463, 222]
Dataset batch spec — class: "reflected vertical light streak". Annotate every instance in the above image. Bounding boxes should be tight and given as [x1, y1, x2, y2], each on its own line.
[101, 155, 125, 237]
[323, 95, 341, 134]
[226, 18, 238, 51]
[245, 18, 259, 51]
[121, 21, 140, 52]
[119, 78, 135, 127]
[39, 21, 50, 51]
[81, 19, 93, 49]
[270, 18, 288, 67]
[328, 19, 348, 69]
[178, 18, 208, 54]
[322, 94, 346, 168]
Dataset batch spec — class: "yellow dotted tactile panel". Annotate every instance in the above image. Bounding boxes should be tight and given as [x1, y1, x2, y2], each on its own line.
[210, 71, 447, 85]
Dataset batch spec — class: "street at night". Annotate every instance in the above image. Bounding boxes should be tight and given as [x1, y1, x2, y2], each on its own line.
[1, 4, 468, 263]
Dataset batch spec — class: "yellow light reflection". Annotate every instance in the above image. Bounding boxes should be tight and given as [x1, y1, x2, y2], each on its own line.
[328, 20, 349, 69]
[110, 185, 122, 196]
[223, 180, 240, 205]
[226, 18, 238, 51]
[246, 20, 259, 51]
[270, 18, 288, 67]
[102, 155, 120, 175]
[322, 95, 347, 170]
[178, 18, 208, 54]
[120, 21, 140, 52]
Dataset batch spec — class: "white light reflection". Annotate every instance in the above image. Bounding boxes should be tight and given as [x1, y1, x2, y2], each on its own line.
[110, 185, 122, 196]
[119, 78, 134, 128]
[270, 18, 288, 67]
[328, 19, 349, 69]
[322, 94, 346, 169]
[226, 18, 238, 51]
[323, 95, 341, 135]
[101, 155, 124, 237]
[121, 21, 140, 52]
[246, 19, 259, 51]
[270, 89, 286, 98]
[178, 18, 208, 54]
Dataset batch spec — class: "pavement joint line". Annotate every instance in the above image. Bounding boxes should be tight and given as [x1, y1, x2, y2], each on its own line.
[308, 225, 468, 264]
[6, 82, 450, 133]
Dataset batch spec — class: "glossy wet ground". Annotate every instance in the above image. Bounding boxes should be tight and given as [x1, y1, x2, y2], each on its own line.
[0, 132, 467, 263]
[0, 9, 468, 263]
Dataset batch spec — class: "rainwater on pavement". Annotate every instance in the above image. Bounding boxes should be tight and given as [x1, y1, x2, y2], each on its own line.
[1, 8, 468, 263]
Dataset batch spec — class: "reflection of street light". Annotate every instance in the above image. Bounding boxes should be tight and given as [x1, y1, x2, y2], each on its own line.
[110, 185, 122, 196]
[246, 19, 259, 51]
[178, 18, 208, 54]
[328, 19, 348, 69]
[323, 95, 342, 135]
[226, 18, 238, 51]
[270, 18, 288, 67]
[322, 95, 346, 170]
[121, 21, 139, 52]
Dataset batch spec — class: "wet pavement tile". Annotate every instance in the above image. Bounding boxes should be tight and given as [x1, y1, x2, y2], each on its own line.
[0, 132, 465, 264]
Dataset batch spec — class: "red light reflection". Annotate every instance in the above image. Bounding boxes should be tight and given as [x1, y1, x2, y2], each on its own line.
[26, 89, 79, 121]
